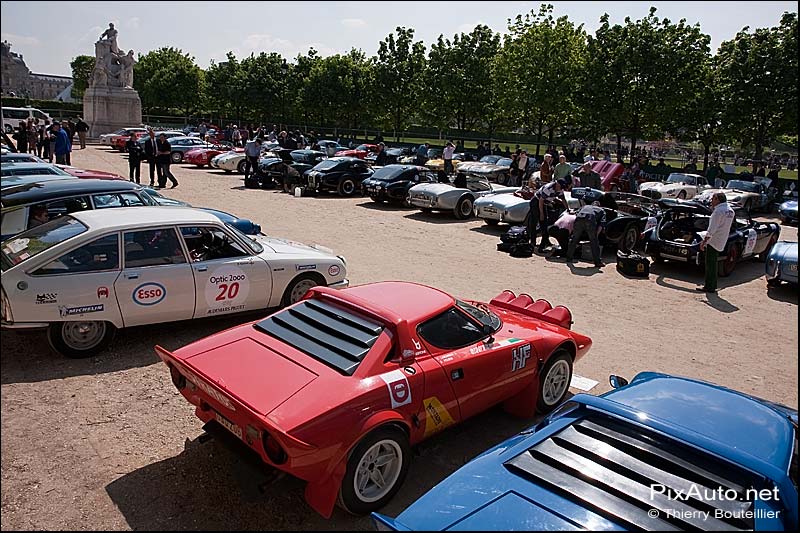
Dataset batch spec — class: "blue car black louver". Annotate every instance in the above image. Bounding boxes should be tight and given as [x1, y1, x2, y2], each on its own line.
[505, 415, 760, 531]
[254, 299, 384, 375]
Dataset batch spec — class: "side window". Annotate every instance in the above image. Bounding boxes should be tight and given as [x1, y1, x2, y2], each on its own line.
[34, 234, 120, 275]
[180, 226, 248, 262]
[33, 111, 47, 120]
[93, 194, 123, 209]
[118, 192, 146, 207]
[417, 307, 486, 350]
[43, 197, 91, 220]
[123, 228, 186, 268]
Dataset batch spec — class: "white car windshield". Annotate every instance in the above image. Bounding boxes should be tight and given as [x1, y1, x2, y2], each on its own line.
[1, 216, 87, 270]
[667, 174, 695, 185]
[226, 223, 263, 254]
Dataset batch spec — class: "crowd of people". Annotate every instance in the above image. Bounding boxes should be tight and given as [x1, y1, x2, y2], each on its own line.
[8, 116, 90, 164]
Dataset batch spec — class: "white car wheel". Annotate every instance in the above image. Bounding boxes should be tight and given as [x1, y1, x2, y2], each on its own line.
[48, 321, 115, 358]
[281, 274, 324, 306]
[537, 350, 573, 413]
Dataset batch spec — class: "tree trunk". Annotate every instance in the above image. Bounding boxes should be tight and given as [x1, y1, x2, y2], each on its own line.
[703, 142, 710, 173]
[536, 119, 543, 157]
[616, 134, 623, 163]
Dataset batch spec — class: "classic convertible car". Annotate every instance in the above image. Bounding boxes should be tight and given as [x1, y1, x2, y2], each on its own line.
[765, 240, 798, 287]
[697, 178, 778, 213]
[638, 172, 710, 200]
[211, 142, 280, 173]
[183, 143, 238, 167]
[1, 207, 348, 357]
[474, 188, 580, 226]
[156, 282, 592, 517]
[643, 199, 780, 276]
[304, 157, 374, 196]
[408, 176, 517, 219]
[461, 156, 514, 184]
[365, 147, 412, 166]
[373, 372, 799, 531]
[360, 164, 437, 203]
[250, 149, 327, 189]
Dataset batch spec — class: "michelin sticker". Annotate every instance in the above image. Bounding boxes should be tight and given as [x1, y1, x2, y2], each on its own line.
[58, 304, 104, 317]
[205, 265, 250, 315]
[379, 370, 412, 408]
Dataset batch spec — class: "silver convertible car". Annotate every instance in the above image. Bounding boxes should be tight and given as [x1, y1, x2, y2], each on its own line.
[407, 177, 517, 219]
[474, 187, 580, 226]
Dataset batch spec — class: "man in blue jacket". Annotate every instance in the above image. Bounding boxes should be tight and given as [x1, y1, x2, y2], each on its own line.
[52, 122, 71, 165]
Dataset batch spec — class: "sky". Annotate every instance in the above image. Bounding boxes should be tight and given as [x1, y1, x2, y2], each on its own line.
[1, 1, 796, 77]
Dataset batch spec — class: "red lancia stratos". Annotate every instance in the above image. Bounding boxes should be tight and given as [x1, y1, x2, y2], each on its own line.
[156, 281, 592, 517]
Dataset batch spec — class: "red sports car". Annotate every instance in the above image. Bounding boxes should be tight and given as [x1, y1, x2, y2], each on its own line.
[156, 282, 592, 517]
[184, 144, 239, 167]
[110, 130, 148, 151]
[334, 143, 380, 160]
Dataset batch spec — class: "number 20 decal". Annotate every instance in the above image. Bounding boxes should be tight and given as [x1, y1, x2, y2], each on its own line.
[215, 282, 240, 301]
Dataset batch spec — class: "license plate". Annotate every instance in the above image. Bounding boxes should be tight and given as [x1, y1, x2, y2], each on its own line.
[662, 245, 688, 256]
[369, 187, 379, 193]
[215, 412, 243, 440]
[483, 206, 497, 214]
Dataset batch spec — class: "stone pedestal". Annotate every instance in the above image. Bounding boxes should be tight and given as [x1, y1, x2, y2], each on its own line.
[83, 86, 142, 137]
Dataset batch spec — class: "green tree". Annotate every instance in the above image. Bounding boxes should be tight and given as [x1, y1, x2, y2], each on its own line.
[678, 58, 728, 171]
[496, 4, 587, 157]
[373, 27, 426, 141]
[239, 52, 286, 126]
[716, 12, 798, 160]
[134, 47, 204, 116]
[423, 24, 501, 135]
[205, 52, 244, 123]
[287, 48, 320, 128]
[70, 55, 94, 99]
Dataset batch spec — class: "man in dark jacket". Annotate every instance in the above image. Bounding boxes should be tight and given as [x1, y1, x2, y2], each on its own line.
[374, 143, 388, 166]
[52, 122, 71, 165]
[142, 129, 159, 187]
[125, 132, 143, 183]
[566, 202, 606, 267]
[75, 117, 89, 149]
[156, 133, 178, 188]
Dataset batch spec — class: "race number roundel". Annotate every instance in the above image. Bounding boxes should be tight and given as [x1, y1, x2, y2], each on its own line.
[204, 265, 250, 311]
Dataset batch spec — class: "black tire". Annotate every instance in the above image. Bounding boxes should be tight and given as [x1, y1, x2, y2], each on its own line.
[454, 195, 474, 220]
[281, 273, 325, 307]
[620, 224, 639, 253]
[767, 278, 781, 288]
[47, 321, 115, 358]
[370, 196, 385, 203]
[337, 425, 411, 515]
[338, 177, 357, 196]
[485, 219, 499, 226]
[677, 190, 687, 200]
[237, 160, 246, 174]
[536, 350, 573, 414]
[171, 151, 183, 164]
[497, 173, 508, 185]
[719, 243, 741, 277]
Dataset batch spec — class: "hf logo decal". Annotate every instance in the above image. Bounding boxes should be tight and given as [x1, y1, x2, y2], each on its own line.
[379, 370, 412, 408]
[511, 344, 532, 372]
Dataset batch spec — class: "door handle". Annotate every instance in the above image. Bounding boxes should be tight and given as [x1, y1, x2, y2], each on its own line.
[196, 265, 208, 272]
[126, 273, 139, 280]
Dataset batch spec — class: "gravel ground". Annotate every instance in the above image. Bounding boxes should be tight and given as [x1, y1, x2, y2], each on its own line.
[2, 144, 797, 530]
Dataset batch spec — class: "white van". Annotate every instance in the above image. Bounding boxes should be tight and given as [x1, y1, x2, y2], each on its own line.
[2, 107, 52, 133]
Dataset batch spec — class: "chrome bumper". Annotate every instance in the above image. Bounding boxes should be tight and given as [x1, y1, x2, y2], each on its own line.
[329, 279, 350, 289]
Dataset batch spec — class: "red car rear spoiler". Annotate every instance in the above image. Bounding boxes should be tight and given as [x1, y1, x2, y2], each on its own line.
[489, 290, 573, 329]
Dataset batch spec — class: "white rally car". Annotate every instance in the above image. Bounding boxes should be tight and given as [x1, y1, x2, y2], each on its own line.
[1, 207, 348, 357]
[638, 173, 709, 200]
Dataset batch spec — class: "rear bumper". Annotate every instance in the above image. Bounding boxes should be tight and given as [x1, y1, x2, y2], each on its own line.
[1, 321, 49, 330]
[329, 279, 349, 289]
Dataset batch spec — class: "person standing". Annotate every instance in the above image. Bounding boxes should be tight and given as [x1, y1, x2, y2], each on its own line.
[63, 120, 75, 164]
[125, 132, 143, 183]
[243, 136, 262, 184]
[143, 129, 159, 187]
[515, 150, 528, 188]
[527, 179, 567, 253]
[553, 154, 572, 183]
[697, 192, 735, 294]
[574, 162, 602, 190]
[27, 119, 38, 154]
[232, 126, 241, 147]
[75, 117, 89, 149]
[12, 121, 28, 153]
[156, 133, 178, 188]
[442, 141, 455, 176]
[538, 153, 554, 185]
[52, 122, 71, 165]
[566, 203, 606, 267]
[374, 142, 388, 167]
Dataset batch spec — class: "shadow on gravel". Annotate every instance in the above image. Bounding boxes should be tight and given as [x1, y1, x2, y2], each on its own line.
[468, 224, 507, 236]
[105, 404, 541, 531]
[403, 212, 472, 225]
[767, 283, 799, 305]
[652, 258, 766, 293]
[0, 311, 269, 385]
[355, 200, 410, 211]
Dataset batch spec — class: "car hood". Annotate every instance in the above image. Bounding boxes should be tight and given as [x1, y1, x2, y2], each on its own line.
[474, 192, 528, 208]
[182, 337, 318, 416]
[408, 183, 456, 196]
[780, 200, 798, 212]
[253, 235, 334, 256]
[769, 240, 798, 264]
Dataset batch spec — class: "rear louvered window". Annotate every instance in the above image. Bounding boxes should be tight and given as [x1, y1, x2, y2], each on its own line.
[505, 415, 763, 531]
[254, 299, 384, 375]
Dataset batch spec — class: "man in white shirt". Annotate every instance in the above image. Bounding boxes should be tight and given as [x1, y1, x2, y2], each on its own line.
[697, 192, 735, 293]
[442, 142, 455, 176]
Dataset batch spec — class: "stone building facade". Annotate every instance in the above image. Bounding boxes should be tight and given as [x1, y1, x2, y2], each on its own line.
[1, 41, 72, 100]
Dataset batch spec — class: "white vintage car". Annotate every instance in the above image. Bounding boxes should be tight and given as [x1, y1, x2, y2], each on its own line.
[638, 173, 709, 200]
[1, 207, 348, 357]
[474, 188, 579, 226]
[407, 176, 517, 219]
[210, 143, 280, 173]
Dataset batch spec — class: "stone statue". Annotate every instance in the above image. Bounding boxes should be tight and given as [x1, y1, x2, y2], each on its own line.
[118, 50, 136, 88]
[99, 23, 119, 54]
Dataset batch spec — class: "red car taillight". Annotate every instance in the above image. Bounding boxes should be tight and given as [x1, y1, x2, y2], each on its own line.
[262, 431, 287, 464]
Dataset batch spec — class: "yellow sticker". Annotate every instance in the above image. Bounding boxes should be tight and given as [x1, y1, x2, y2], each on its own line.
[423, 397, 455, 437]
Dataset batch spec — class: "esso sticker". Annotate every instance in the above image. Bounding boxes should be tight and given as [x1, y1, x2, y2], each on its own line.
[132, 282, 166, 306]
[205, 265, 250, 308]
[380, 370, 412, 408]
[328, 265, 341, 276]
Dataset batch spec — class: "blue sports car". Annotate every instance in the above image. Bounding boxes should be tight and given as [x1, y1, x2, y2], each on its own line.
[766, 240, 798, 287]
[373, 372, 798, 531]
[779, 200, 798, 225]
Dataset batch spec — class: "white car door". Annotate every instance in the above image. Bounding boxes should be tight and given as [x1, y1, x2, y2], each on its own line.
[114, 227, 196, 327]
[178, 225, 272, 318]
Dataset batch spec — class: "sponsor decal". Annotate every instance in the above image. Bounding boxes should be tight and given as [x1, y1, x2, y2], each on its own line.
[402, 349, 415, 359]
[379, 370, 412, 409]
[511, 344, 532, 372]
[423, 397, 456, 437]
[744, 229, 757, 255]
[470, 337, 525, 355]
[412, 338, 422, 351]
[132, 282, 167, 306]
[296, 264, 316, 271]
[328, 264, 341, 276]
[97, 286, 109, 299]
[58, 304, 104, 317]
[205, 265, 250, 314]
[35, 293, 57, 305]
[184, 369, 236, 411]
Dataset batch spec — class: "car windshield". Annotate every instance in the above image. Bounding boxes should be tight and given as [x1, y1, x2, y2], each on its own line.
[1, 216, 87, 271]
[480, 155, 501, 164]
[313, 160, 343, 171]
[355, 145, 370, 151]
[726, 180, 759, 192]
[456, 299, 501, 332]
[497, 158, 513, 167]
[667, 174, 695, 184]
[227, 223, 263, 254]
[371, 166, 407, 180]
